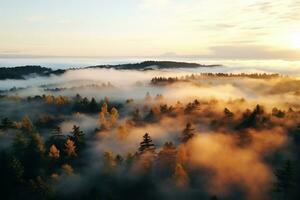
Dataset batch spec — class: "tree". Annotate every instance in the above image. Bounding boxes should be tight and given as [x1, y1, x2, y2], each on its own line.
[21, 116, 34, 132]
[69, 125, 85, 151]
[49, 145, 60, 159]
[99, 102, 110, 129]
[117, 124, 129, 140]
[157, 142, 177, 177]
[103, 151, 116, 170]
[138, 133, 156, 154]
[52, 126, 62, 136]
[224, 108, 234, 118]
[89, 97, 98, 113]
[110, 107, 119, 125]
[115, 154, 123, 166]
[62, 164, 74, 175]
[64, 139, 77, 157]
[173, 163, 189, 187]
[181, 122, 195, 143]
[274, 160, 294, 200]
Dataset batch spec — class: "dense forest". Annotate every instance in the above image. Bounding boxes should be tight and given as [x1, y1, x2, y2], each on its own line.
[0, 69, 300, 200]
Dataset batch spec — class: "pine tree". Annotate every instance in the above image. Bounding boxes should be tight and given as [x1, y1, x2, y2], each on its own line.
[181, 122, 195, 143]
[138, 133, 156, 154]
[89, 97, 98, 113]
[274, 160, 294, 200]
[69, 125, 84, 150]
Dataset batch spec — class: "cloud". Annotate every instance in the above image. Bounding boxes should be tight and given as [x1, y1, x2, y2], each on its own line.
[207, 45, 300, 60]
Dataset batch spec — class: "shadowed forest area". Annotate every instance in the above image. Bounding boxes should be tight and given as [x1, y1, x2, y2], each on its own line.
[1, 68, 300, 200]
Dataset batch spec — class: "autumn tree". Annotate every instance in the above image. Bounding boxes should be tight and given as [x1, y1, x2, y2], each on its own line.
[103, 151, 116, 171]
[99, 102, 110, 129]
[157, 142, 177, 177]
[173, 163, 189, 187]
[64, 139, 77, 157]
[110, 107, 119, 125]
[21, 116, 34, 132]
[62, 164, 74, 175]
[117, 124, 129, 140]
[49, 145, 60, 159]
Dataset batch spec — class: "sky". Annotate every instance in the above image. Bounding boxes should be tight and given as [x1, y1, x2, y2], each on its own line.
[1, 0, 300, 59]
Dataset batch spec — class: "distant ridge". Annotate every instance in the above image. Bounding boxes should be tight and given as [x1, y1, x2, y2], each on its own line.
[0, 65, 65, 80]
[0, 61, 221, 80]
[86, 61, 221, 70]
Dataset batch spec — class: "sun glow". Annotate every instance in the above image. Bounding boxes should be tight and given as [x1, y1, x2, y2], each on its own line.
[288, 32, 300, 49]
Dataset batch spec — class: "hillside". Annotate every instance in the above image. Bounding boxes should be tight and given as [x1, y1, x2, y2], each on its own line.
[0, 65, 65, 80]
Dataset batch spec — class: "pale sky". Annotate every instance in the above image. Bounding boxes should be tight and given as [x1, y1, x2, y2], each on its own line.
[1, 0, 300, 59]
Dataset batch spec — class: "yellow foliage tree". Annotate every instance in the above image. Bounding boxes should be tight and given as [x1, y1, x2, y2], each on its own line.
[21, 116, 33, 132]
[110, 107, 119, 125]
[62, 164, 74, 175]
[173, 163, 189, 187]
[49, 144, 60, 158]
[64, 139, 77, 157]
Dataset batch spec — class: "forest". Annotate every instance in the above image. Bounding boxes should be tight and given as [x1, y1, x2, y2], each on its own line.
[0, 68, 300, 200]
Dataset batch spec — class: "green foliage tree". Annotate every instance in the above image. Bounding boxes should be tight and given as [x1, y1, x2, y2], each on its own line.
[181, 122, 195, 143]
[138, 133, 156, 154]
[69, 125, 85, 151]
[274, 160, 294, 200]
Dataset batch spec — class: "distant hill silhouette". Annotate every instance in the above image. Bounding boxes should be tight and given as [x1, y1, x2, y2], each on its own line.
[0, 65, 65, 80]
[86, 61, 221, 70]
[0, 61, 221, 80]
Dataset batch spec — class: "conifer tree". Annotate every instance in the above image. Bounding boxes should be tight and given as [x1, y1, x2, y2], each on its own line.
[181, 122, 195, 143]
[274, 160, 294, 200]
[138, 133, 156, 154]
[69, 125, 84, 150]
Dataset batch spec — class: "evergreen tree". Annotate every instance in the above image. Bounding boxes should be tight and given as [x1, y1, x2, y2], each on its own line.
[224, 108, 234, 118]
[181, 122, 195, 143]
[89, 97, 98, 113]
[138, 133, 156, 154]
[69, 125, 85, 151]
[274, 160, 294, 200]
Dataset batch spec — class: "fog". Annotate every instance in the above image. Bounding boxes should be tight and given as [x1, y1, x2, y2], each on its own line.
[1, 65, 300, 200]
